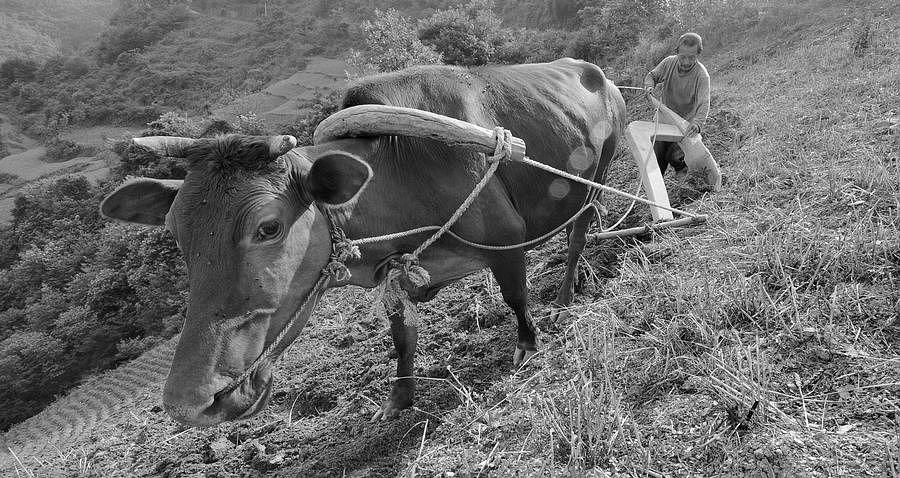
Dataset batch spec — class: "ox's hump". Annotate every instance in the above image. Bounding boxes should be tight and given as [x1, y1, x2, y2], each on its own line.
[549, 57, 607, 93]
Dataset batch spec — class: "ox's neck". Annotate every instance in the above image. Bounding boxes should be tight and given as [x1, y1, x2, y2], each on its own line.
[297, 137, 492, 288]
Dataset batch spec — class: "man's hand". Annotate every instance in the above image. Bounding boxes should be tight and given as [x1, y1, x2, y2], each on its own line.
[644, 86, 655, 96]
[686, 121, 701, 137]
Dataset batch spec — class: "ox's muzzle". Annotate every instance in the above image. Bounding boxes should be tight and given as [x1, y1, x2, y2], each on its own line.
[163, 361, 274, 427]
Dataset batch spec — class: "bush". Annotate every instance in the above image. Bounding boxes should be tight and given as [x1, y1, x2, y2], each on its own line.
[280, 90, 343, 146]
[0, 57, 39, 86]
[0, 176, 187, 429]
[143, 111, 203, 138]
[347, 8, 442, 75]
[11, 176, 101, 245]
[234, 112, 269, 135]
[496, 28, 572, 64]
[45, 137, 90, 162]
[0, 331, 68, 429]
[574, 0, 670, 63]
[418, 0, 508, 66]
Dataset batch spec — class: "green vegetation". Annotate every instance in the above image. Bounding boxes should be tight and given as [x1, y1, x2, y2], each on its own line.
[0, 174, 186, 430]
[1, 0, 898, 476]
[0, 0, 116, 62]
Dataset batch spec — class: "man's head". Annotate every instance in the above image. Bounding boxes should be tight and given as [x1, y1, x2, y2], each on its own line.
[676, 32, 703, 72]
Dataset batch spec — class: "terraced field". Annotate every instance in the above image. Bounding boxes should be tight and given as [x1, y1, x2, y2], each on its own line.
[0, 337, 177, 473]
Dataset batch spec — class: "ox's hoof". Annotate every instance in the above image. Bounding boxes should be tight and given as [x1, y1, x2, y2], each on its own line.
[370, 398, 411, 422]
[547, 305, 571, 324]
[513, 346, 537, 368]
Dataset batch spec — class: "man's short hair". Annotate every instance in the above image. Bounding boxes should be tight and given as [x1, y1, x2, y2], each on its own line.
[677, 32, 703, 54]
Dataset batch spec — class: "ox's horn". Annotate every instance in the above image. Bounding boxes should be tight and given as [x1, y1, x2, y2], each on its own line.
[132, 136, 197, 157]
[268, 134, 297, 156]
[313, 105, 526, 161]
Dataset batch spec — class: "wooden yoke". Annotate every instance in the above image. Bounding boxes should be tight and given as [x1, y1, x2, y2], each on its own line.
[314, 105, 526, 161]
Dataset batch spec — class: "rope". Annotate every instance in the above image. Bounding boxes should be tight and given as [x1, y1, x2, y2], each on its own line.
[220, 209, 353, 395]
[412, 127, 511, 257]
[517, 156, 698, 218]
[601, 179, 642, 232]
[220, 271, 330, 394]
[350, 98, 681, 252]
[389, 127, 513, 285]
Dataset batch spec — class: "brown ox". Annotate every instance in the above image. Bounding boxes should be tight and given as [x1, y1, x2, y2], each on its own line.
[100, 58, 625, 426]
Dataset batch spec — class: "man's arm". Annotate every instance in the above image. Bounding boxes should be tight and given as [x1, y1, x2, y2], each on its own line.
[642, 71, 656, 92]
[686, 68, 711, 135]
[694, 71, 710, 127]
[643, 56, 671, 93]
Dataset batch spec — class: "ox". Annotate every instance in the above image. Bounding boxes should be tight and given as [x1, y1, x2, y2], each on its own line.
[100, 58, 626, 427]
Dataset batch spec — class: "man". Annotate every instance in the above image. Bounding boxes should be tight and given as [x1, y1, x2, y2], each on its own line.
[643, 32, 710, 174]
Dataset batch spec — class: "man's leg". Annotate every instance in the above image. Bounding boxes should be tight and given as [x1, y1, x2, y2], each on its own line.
[654, 141, 673, 174]
[669, 143, 687, 173]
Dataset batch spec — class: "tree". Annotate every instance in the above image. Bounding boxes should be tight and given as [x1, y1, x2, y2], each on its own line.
[0, 57, 38, 86]
[572, 0, 669, 63]
[347, 8, 442, 74]
[418, 0, 508, 66]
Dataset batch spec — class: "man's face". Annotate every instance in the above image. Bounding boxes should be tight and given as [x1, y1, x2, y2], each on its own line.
[677, 44, 699, 72]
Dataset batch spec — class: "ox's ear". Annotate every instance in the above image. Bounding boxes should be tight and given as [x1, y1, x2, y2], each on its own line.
[100, 178, 182, 226]
[304, 151, 373, 208]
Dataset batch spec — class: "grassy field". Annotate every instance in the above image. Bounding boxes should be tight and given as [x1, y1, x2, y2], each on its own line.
[2, 1, 898, 476]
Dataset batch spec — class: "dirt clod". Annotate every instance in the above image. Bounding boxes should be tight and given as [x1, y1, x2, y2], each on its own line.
[203, 436, 233, 463]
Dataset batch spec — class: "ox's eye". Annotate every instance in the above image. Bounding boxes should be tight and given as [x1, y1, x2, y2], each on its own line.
[255, 220, 283, 242]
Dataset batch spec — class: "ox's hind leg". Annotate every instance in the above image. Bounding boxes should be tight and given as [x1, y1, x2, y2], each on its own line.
[550, 206, 597, 322]
[489, 250, 538, 368]
[372, 296, 418, 421]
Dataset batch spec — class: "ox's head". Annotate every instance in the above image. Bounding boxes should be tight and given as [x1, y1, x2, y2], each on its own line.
[100, 134, 372, 426]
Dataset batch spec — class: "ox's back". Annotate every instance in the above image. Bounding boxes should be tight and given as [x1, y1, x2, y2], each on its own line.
[342, 58, 625, 241]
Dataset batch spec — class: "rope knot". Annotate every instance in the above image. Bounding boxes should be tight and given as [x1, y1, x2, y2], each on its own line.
[396, 253, 431, 288]
[325, 260, 352, 282]
[488, 127, 513, 164]
[333, 237, 361, 263]
[329, 223, 361, 274]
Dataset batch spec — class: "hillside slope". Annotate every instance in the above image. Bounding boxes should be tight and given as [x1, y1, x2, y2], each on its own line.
[2, 1, 898, 476]
[0, 0, 115, 61]
[213, 57, 352, 125]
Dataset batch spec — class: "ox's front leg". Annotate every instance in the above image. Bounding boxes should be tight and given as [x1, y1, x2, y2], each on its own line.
[489, 250, 538, 368]
[371, 296, 418, 421]
[550, 206, 597, 322]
